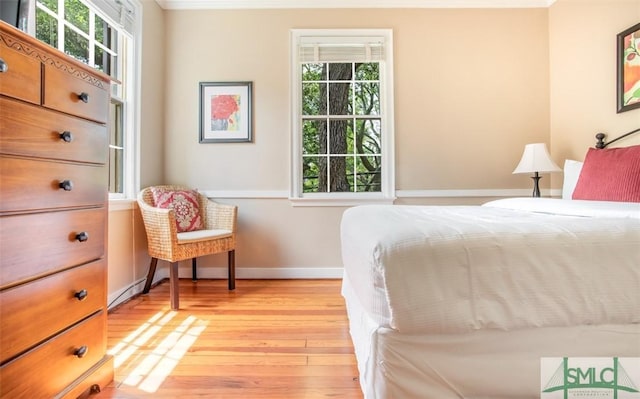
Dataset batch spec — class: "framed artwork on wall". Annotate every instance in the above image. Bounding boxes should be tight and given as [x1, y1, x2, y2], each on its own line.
[617, 22, 640, 113]
[199, 81, 253, 143]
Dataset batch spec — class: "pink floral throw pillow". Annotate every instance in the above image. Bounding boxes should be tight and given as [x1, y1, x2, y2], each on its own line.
[150, 188, 203, 232]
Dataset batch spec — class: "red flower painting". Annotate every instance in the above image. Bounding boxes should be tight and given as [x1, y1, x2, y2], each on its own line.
[623, 33, 640, 94]
[619, 23, 640, 112]
[200, 82, 252, 142]
[211, 95, 240, 131]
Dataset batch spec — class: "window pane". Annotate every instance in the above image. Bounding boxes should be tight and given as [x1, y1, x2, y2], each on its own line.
[109, 101, 124, 194]
[37, 0, 57, 13]
[355, 119, 381, 155]
[94, 46, 115, 75]
[329, 156, 351, 192]
[345, 156, 355, 190]
[355, 63, 379, 80]
[355, 156, 381, 192]
[94, 14, 117, 50]
[329, 119, 352, 155]
[328, 63, 352, 80]
[64, 25, 89, 63]
[302, 63, 324, 81]
[65, 0, 89, 33]
[328, 82, 352, 115]
[354, 82, 380, 115]
[303, 119, 326, 155]
[36, 8, 58, 46]
[302, 82, 325, 115]
[109, 146, 123, 193]
[303, 156, 325, 193]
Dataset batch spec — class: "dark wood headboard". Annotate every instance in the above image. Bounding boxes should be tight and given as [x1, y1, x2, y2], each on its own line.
[595, 128, 640, 149]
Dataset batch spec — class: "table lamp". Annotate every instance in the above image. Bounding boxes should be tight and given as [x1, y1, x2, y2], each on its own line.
[513, 143, 561, 197]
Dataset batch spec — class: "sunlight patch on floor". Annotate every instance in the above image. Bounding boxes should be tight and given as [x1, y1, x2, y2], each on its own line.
[107, 308, 208, 393]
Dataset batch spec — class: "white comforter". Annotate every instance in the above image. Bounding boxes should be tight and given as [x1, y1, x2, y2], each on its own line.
[340, 198, 640, 334]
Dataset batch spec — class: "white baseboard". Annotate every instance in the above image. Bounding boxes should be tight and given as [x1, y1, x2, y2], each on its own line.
[167, 266, 345, 279]
[107, 277, 147, 310]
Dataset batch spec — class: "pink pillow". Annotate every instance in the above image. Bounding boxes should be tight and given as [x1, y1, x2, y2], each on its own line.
[572, 145, 640, 202]
[150, 188, 203, 232]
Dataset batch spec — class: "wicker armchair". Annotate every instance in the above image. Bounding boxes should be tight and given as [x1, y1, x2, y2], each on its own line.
[137, 185, 237, 310]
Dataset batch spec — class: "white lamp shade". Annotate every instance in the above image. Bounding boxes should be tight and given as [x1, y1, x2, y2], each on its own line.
[513, 143, 561, 174]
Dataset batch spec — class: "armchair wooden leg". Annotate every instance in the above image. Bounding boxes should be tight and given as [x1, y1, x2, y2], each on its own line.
[192, 258, 197, 281]
[170, 261, 179, 310]
[142, 257, 159, 294]
[228, 250, 235, 290]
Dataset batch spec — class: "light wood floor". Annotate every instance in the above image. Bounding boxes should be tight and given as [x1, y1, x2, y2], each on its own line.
[96, 279, 364, 398]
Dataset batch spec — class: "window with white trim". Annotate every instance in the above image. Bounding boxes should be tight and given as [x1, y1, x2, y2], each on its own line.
[290, 29, 395, 206]
[35, 0, 138, 198]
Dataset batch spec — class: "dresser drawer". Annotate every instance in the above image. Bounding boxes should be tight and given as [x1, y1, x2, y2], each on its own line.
[0, 260, 106, 363]
[59, 355, 114, 399]
[0, 97, 107, 164]
[0, 44, 41, 104]
[0, 156, 106, 213]
[43, 63, 109, 124]
[0, 208, 105, 288]
[0, 311, 106, 399]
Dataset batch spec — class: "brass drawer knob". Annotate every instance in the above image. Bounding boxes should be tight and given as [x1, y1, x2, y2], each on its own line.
[78, 92, 89, 103]
[0, 58, 7, 73]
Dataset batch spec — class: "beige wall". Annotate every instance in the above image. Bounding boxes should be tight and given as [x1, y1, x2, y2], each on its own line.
[163, 8, 550, 191]
[549, 0, 640, 189]
[106, 0, 640, 306]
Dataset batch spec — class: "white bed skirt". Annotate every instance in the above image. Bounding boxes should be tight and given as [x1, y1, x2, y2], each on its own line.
[342, 272, 640, 399]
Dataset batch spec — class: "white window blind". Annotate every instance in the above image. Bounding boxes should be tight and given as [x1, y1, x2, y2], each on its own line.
[86, 0, 136, 35]
[297, 36, 386, 63]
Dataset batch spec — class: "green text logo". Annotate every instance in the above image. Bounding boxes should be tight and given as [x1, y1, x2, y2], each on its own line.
[541, 357, 640, 399]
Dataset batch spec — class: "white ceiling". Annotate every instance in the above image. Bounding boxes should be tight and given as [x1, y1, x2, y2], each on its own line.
[155, 0, 557, 10]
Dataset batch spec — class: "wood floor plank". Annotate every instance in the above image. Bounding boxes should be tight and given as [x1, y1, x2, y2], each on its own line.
[96, 279, 363, 398]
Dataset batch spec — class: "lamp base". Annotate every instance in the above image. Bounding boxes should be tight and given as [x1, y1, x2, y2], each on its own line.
[530, 172, 541, 198]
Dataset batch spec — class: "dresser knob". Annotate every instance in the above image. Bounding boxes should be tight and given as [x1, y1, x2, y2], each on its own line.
[60, 131, 74, 142]
[75, 231, 89, 242]
[74, 345, 88, 358]
[0, 58, 7, 73]
[74, 289, 88, 301]
[59, 180, 74, 191]
[78, 92, 89, 103]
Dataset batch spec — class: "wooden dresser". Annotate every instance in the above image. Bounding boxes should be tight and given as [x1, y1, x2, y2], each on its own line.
[0, 21, 113, 398]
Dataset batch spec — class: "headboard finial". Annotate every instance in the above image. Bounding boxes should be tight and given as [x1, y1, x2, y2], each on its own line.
[595, 128, 640, 149]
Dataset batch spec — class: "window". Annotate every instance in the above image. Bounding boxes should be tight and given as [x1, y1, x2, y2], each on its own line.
[35, 0, 139, 198]
[290, 29, 395, 206]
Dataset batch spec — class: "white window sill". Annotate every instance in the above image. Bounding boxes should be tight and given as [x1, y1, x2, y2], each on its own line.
[289, 194, 396, 207]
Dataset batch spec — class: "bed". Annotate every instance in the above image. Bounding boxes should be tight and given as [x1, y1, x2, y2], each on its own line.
[340, 132, 640, 398]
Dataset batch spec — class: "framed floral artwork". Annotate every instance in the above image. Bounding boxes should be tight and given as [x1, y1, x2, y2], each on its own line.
[199, 81, 253, 142]
[617, 23, 640, 113]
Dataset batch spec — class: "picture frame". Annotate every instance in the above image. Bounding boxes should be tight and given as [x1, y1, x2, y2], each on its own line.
[199, 81, 253, 143]
[616, 22, 640, 113]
